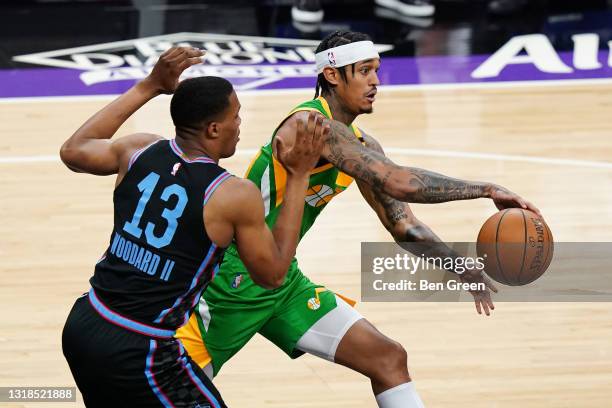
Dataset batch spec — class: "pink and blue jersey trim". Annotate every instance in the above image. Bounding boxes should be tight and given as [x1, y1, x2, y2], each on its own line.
[145, 340, 221, 408]
[177, 341, 221, 408]
[88, 288, 175, 339]
[203, 172, 232, 206]
[128, 140, 162, 171]
[153, 244, 219, 325]
[169, 138, 216, 164]
[145, 340, 175, 408]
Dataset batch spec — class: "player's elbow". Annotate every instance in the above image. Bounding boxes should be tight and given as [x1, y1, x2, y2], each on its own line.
[252, 271, 284, 290]
[393, 221, 430, 243]
[249, 264, 286, 290]
[59, 142, 82, 172]
[385, 179, 418, 202]
[266, 265, 288, 288]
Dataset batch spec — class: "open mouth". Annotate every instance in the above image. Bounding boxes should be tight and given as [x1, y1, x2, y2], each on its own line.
[365, 89, 377, 103]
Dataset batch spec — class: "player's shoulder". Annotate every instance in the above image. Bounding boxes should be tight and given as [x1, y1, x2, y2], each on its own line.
[113, 133, 164, 153]
[206, 177, 262, 222]
[113, 133, 165, 174]
[278, 109, 326, 131]
[211, 177, 259, 204]
[112, 133, 165, 165]
[357, 128, 383, 152]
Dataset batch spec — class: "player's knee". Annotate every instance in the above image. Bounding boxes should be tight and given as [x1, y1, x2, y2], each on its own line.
[373, 339, 410, 381]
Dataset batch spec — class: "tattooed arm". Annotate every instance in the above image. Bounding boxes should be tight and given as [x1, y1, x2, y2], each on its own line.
[273, 111, 539, 212]
[356, 132, 453, 249]
[357, 132, 498, 316]
[321, 117, 540, 214]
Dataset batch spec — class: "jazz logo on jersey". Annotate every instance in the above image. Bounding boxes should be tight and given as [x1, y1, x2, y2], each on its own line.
[171, 162, 181, 176]
[305, 184, 339, 208]
[231, 273, 243, 289]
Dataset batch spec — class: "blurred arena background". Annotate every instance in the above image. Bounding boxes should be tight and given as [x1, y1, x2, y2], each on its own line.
[1, 0, 611, 407]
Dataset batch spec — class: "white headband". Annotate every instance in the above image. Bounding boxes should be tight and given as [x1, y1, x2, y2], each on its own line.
[315, 41, 380, 74]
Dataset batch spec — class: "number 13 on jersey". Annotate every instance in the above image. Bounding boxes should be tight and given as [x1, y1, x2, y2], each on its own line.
[123, 172, 188, 249]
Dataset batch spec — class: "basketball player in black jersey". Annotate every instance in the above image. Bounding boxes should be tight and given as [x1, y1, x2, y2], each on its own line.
[60, 46, 327, 407]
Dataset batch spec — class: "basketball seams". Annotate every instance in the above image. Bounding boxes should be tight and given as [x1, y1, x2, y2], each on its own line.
[542, 222, 554, 273]
[494, 209, 511, 285]
[517, 209, 528, 285]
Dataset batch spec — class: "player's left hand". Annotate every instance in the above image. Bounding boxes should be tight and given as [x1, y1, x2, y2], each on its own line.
[460, 268, 498, 316]
[143, 46, 205, 95]
[487, 184, 541, 216]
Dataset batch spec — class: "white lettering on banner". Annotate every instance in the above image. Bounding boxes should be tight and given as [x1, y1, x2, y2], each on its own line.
[12, 32, 393, 90]
[472, 34, 573, 78]
[571, 34, 602, 70]
[71, 54, 125, 70]
[80, 64, 319, 86]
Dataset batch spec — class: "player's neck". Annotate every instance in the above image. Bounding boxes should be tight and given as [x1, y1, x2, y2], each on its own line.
[322, 92, 357, 125]
[174, 134, 219, 163]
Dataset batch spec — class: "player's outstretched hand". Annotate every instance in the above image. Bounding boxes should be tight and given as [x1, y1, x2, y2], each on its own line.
[460, 269, 498, 316]
[487, 184, 541, 216]
[142, 46, 205, 95]
[276, 111, 329, 176]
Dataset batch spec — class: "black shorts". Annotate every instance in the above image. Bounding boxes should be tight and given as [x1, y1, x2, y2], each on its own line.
[62, 294, 227, 408]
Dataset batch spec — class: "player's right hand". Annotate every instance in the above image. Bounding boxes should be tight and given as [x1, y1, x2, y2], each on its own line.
[487, 184, 541, 216]
[276, 111, 328, 176]
[142, 46, 205, 95]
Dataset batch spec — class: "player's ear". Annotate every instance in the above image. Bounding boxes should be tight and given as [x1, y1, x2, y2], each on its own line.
[207, 121, 220, 139]
[322, 67, 340, 86]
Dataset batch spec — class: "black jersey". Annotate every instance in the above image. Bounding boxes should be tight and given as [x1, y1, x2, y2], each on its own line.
[90, 138, 232, 336]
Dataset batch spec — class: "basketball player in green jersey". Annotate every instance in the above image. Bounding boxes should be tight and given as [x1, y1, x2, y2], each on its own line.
[177, 31, 540, 407]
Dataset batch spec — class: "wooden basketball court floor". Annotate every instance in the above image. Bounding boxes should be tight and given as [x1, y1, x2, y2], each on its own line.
[1, 81, 611, 407]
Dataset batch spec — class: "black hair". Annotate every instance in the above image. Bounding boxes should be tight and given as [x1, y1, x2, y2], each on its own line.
[314, 30, 372, 98]
[170, 76, 234, 131]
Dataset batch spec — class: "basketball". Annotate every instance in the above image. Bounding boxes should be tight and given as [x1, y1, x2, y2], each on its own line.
[477, 208, 554, 286]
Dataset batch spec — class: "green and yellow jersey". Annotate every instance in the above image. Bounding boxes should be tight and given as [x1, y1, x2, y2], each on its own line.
[245, 96, 364, 241]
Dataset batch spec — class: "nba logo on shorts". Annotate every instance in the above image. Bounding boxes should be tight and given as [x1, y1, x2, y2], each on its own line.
[231, 273, 243, 289]
[328, 51, 336, 66]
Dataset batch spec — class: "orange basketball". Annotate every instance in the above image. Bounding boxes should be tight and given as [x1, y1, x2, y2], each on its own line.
[477, 208, 554, 286]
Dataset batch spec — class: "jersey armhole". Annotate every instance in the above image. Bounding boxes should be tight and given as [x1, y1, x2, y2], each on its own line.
[202, 172, 233, 207]
[127, 140, 162, 172]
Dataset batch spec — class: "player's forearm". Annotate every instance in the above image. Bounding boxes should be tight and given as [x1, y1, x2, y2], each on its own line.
[347, 150, 493, 203]
[395, 221, 467, 276]
[346, 159, 492, 203]
[373, 190, 465, 275]
[268, 174, 310, 283]
[399, 167, 493, 203]
[324, 121, 492, 203]
[64, 80, 160, 146]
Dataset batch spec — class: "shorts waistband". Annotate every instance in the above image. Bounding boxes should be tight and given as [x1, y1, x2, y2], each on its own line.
[88, 288, 176, 339]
